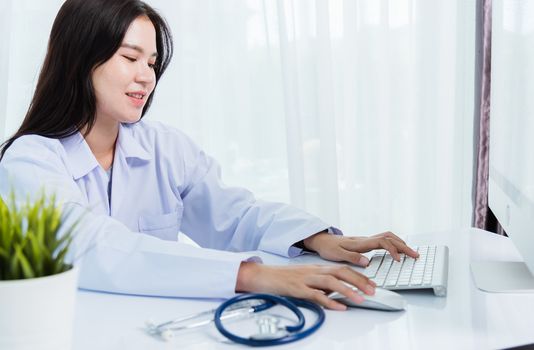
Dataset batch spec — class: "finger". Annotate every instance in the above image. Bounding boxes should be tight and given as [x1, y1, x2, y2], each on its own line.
[308, 274, 366, 306]
[340, 236, 397, 255]
[345, 235, 418, 261]
[376, 238, 402, 261]
[388, 239, 419, 259]
[377, 231, 407, 245]
[342, 237, 398, 258]
[324, 266, 376, 296]
[339, 239, 374, 254]
[307, 289, 348, 311]
[338, 249, 370, 267]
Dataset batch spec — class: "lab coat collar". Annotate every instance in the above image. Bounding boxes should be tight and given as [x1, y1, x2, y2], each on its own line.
[61, 123, 151, 180]
[60, 132, 99, 180]
[116, 123, 152, 161]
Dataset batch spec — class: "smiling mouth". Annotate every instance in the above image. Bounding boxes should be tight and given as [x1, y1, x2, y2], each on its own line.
[126, 93, 145, 99]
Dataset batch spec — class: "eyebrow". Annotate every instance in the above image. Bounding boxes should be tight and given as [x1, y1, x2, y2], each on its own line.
[120, 43, 158, 57]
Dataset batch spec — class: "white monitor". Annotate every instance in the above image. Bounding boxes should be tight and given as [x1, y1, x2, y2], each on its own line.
[471, 0, 534, 292]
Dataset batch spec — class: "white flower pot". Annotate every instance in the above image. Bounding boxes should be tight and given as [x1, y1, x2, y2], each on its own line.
[0, 266, 79, 350]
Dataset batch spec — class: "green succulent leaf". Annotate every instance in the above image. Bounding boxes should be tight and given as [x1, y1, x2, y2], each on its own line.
[0, 191, 76, 280]
[15, 244, 35, 279]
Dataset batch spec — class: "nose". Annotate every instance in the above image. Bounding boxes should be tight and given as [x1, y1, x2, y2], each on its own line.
[135, 62, 155, 85]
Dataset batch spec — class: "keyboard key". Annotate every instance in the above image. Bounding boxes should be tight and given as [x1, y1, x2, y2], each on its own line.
[397, 278, 410, 286]
[365, 254, 384, 278]
[374, 277, 385, 286]
[367, 245, 447, 295]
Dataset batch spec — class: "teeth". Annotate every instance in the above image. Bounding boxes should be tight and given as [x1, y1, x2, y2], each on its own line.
[126, 93, 143, 99]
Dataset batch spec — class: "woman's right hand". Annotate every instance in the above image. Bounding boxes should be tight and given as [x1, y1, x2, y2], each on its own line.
[235, 262, 376, 310]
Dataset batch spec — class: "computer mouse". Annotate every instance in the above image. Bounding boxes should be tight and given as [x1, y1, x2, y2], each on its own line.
[328, 286, 407, 311]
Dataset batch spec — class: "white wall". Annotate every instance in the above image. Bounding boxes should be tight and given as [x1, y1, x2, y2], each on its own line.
[0, 0, 65, 141]
[0, 0, 13, 140]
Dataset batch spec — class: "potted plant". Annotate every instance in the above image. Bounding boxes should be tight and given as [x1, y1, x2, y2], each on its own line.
[0, 193, 79, 350]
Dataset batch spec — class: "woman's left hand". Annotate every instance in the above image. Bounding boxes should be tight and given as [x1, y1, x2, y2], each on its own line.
[303, 231, 419, 267]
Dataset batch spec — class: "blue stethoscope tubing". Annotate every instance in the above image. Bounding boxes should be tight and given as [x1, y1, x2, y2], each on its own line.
[213, 293, 326, 347]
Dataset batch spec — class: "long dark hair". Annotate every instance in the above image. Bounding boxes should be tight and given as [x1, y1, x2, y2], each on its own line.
[0, 0, 173, 160]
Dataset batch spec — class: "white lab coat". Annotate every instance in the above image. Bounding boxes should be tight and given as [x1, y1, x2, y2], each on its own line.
[0, 120, 339, 298]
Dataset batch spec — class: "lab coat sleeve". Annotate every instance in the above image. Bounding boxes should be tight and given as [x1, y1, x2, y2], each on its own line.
[0, 136, 259, 298]
[177, 134, 342, 257]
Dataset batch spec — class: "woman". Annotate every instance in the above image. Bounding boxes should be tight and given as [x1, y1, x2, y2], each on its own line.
[0, 0, 418, 310]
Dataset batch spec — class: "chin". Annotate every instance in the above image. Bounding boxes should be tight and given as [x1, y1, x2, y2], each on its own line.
[120, 115, 143, 124]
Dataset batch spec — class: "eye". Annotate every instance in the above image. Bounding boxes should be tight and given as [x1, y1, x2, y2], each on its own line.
[122, 55, 136, 62]
[148, 62, 157, 70]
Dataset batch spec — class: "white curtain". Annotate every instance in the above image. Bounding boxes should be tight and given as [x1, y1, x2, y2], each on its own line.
[0, 0, 476, 236]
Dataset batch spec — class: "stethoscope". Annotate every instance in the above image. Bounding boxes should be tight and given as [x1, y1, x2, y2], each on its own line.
[146, 293, 325, 346]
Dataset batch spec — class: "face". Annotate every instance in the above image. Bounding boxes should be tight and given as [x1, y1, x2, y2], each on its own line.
[92, 16, 158, 125]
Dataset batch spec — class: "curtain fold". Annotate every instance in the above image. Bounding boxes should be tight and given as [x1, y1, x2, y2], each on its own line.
[154, 0, 477, 235]
[472, 0, 505, 234]
[1, 0, 477, 236]
[276, 0, 307, 210]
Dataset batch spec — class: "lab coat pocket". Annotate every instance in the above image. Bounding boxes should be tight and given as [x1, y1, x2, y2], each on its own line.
[138, 209, 183, 241]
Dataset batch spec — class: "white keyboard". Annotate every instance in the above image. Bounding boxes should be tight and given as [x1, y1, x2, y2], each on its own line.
[364, 245, 449, 297]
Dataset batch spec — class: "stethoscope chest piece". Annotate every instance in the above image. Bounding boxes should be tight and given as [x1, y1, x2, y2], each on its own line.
[250, 315, 289, 340]
[145, 293, 325, 346]
[214, 293, 325, 347]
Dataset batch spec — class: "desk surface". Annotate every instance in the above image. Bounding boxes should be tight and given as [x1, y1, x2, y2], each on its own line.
[73, 228, 534, 350]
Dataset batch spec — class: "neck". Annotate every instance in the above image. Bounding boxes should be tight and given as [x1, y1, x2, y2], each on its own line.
[82, 119, 119, 171]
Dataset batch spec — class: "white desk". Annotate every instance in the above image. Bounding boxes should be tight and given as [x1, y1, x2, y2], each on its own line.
[72, 228, 534, 349]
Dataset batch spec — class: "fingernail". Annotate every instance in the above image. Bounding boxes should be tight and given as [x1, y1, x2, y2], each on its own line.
[365, 284, 375, 295]
[352, 292, 365, 303]
[336, 303, 348, 311]
[358, 256, 369, 266]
